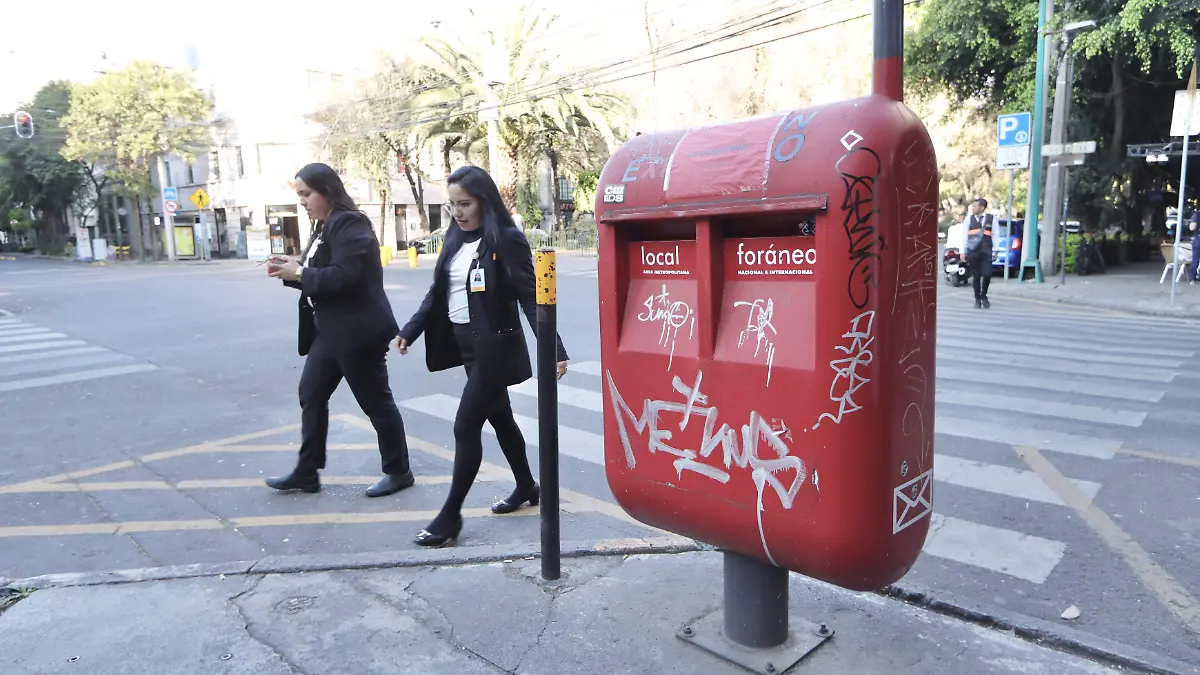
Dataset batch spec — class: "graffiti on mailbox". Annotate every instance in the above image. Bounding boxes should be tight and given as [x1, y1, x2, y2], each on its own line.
[734, 298, 777, 386]
[605, 369, 809, 566]
[638, 284, 695, 370]
[835, 142, 885, 310]
[814, 310, 876, 429]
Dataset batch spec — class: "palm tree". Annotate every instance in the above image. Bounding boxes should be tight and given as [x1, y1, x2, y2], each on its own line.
[415, 5, 629, 212]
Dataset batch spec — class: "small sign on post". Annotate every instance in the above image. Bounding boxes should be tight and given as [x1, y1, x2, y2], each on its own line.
[996, 112, 1031, 170]
[190, 187, 211, 211]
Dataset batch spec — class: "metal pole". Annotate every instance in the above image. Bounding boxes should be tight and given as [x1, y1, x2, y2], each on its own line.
[155, 156, 177, 262]
[1021, 0, 1054, 282]
[1041, 3, 1073, 278]
[1005, 170, 1015, 282]
[872, 0, 904, 101]
[724, 552, 789, 647]
[535, 247, 560, 581]
[1060, 166, 1070, 285]
[1171, 67, 1195, 306]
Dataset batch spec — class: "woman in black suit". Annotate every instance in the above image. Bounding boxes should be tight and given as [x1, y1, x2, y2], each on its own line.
[265, 163, 414, 498]
[396, 165, 568, 547]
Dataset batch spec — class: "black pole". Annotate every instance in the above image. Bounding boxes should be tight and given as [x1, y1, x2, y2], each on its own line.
[872, 0, 905, 101]
[535, 247, 560, 581]
[724, 552, 789, 648]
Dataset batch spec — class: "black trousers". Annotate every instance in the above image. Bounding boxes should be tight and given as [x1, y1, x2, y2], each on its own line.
[296, 333, 410, 476]
[968, 250, 992, 300]
[430, 323, 533, 528]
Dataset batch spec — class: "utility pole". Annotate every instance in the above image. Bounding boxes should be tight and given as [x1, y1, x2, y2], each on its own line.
[1020, 0, 1055, 282]
[1039, 0, 1072, 277]
[483, 33, 508, 179]
[157, 156, 177, 261]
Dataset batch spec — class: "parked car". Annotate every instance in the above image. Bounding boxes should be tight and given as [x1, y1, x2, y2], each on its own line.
[992, 218, 1024, 273]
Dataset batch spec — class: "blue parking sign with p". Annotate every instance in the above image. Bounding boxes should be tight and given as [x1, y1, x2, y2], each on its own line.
[998, 113, 1031, 147]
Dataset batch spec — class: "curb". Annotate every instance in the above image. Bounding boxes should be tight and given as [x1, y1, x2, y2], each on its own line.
[885, 583, 1199, 675]
[984, 287, 1200, 319]
[4, 539, 708, 592]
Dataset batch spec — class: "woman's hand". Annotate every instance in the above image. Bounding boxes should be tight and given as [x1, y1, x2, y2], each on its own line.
[268, 259, 302, 282]
[395, 336, 409, 355]
[557, 360, 568, 380]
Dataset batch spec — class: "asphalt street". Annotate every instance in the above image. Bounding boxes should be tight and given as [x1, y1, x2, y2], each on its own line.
[0, 253, 1198, 666]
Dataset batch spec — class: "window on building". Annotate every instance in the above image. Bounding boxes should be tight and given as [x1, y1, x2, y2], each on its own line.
[210, 150, 220, 180]
[187, 163, 195, 184]
[165, 162, 173, 187]
[236, 146, 245, 177]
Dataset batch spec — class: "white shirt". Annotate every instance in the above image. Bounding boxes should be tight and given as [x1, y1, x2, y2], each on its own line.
[447, 238, 481, 325]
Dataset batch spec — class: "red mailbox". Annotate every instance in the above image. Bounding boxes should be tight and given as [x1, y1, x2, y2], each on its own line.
[596, 95, 938, 591]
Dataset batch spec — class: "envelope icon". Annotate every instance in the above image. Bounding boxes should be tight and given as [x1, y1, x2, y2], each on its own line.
[893, 469, 933, 534]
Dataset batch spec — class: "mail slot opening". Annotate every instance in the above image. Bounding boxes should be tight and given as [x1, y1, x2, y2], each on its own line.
[622, 219, 695, 242]
[717, 212, 818, 239]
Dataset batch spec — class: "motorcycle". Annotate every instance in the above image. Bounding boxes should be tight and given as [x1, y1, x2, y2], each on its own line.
[943, 248, 970, 287]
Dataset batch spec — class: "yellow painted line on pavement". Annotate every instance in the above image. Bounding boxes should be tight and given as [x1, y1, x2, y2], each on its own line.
[0, 475, 464, 494]
[201, 443, 377, 453]
[1017, 446, 1200, 633]
[0, 506, 540, 538]
[1118, 447, 1200, 470]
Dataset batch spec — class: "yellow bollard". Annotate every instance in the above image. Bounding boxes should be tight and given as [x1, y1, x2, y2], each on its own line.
[408, 245, 419, 268]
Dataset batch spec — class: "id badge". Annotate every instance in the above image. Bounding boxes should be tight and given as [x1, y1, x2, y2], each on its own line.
[469, 267, 486, 293]
[305, 236, 322, 264]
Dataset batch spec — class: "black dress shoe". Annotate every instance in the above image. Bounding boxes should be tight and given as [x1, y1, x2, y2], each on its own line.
[974, 299, 982, 309]
[981, 297, 991, 309]
[415, 515, 463, 548]
[492, 483, 540, 514]
[266, 471, 320, 493]
[365, 471, 415, 498]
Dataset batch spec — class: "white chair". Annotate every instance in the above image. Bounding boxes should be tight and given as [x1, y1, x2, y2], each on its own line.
[1160, 242, 1193, 283]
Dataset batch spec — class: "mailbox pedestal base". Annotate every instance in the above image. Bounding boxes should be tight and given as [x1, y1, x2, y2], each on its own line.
[677, 552, 832, 674]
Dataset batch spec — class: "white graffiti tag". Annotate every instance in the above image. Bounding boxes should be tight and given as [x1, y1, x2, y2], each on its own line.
[814, 310, 875, 428]
[605, 369, 807, 566]
[734, 298, 777, 386]
[638, 284, 695, 370]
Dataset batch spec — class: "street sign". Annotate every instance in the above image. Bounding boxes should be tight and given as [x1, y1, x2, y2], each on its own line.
[1042, 141, 1096, 157]
[997, 113, 1031, 146]
[162, 187, 178, 203]
[190, 187, 211, 210]
[997, 112, 1031, 170]
[1170, 89, 1200, 137]
[1049, 153, 1087, 167]
[164, 200, 179, 215]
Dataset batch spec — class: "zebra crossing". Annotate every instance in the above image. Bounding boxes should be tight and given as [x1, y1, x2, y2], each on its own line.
[395, 302, 1198, 587]
[0, 311, 158, 394]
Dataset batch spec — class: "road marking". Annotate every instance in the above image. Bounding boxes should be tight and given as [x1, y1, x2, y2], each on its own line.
[1016, 446, 1200, 631]
[570, 360, 603, 377]
[936, 389, 1146, 427]
[0, 327, 47, 337]
[935, 455, 1100, 505]
[0, 339, 88, 354]
[401, 394, 605, 465]
[938, 348, 1178, 383]
[937, 327, 1196, 359]
[939, 305, 1200, 331]
[1118, 448, 1200, 469]
[0, 351, 131, 378]
[0, 363, 158, 392]
[923, 514, 1066, 584]
[937, 336, 1180, 369]
[510, 378, 604, 412]
[0, 332, 67, 344]
[0, 475, 464, 494]
[0, 346, 108, 365]
[936, 417, 1119, 460]
[937, 367, 1163, 403]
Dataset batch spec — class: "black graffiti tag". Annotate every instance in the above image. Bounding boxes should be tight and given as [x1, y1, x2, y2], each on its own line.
[835, 146, 885, 309]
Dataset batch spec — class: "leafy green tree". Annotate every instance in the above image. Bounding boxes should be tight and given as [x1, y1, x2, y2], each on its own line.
[906, 0, 1199, 234]
[61, 60, 211, 259]
[0, 81, 87, 253]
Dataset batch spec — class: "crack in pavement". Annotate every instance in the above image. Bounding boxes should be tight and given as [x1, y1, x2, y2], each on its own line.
[402, 581, 510, 674]
[228, 575, 308, 675]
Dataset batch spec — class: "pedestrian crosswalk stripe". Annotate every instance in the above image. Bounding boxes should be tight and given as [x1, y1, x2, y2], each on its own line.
[937, 349, 1177, 383]
[509, 378, 603, 412]
[937, 327, 1195, 360]
[570, 360, 603, 377]
[0, 351, 132, 378]
[938, 336, 1180, 369]
[400, 393, 605, 465]
[0, 339, 88, 354]
[935, 417, 1120, 460]
[0, 345, 108, 365]
[940, 305, 1200, 329]
[0, 364, 158, 393]
[936, 455, 1100, 505]
[938, 311, 1200, 338]
[923, 514, 1066, 584]
[938, 367, 1163, 403]
[936, 388, 1146, 427]
[0, 332, 68, 344]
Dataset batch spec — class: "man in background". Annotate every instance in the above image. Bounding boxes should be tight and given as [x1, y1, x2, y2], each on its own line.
[964, 198, 994, 309]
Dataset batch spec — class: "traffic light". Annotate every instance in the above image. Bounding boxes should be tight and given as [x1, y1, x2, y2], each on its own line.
[13, 111, 34, 139]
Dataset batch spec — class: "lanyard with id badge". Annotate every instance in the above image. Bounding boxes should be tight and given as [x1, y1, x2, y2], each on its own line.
[469, 253, 486, 293]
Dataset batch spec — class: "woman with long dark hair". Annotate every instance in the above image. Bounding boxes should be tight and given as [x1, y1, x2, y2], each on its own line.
[396, 165, 568, 547]
[265, 162, 414, 498]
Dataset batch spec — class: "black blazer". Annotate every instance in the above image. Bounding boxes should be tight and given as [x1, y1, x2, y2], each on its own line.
[285, 209, 399, 358]
[399, 224, 568, 387]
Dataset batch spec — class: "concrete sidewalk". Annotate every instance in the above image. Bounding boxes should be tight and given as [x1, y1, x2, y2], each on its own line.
[976, 262, 1200, 318]
[2, 547, 1185, 675]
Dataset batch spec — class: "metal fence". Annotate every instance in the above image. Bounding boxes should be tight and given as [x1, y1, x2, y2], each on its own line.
[416, 221, 599, 259]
